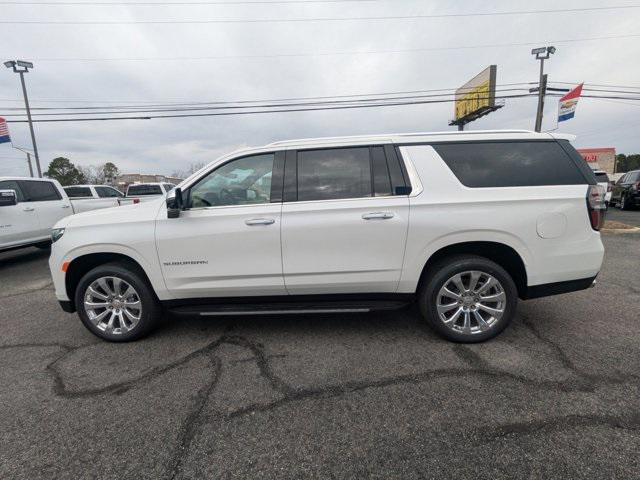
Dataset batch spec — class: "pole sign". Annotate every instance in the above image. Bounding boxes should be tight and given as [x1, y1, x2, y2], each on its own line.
[0, 117, 10, 144]
[454, 65, 497, 121]
[558, 83, 583, 122]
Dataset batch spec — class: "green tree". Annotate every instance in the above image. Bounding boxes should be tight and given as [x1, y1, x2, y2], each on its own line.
[615, 154, 640, 173]
[102, 162, 119, 184]
[45, 157, 85, 186]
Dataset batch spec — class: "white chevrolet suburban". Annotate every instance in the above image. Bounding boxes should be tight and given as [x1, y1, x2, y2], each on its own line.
[48, 130, 605, 343]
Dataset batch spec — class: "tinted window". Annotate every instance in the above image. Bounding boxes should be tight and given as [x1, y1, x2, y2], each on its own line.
[297, 147, 371, 201]
[594, 172, 609, 183]
[64, 186, 92, 198]
[0, 180, 25, 202]
[95, 186, 123, 198]
[20, 180, 62, 201]
[190, 153, 274, 208]
[629, 171, 640, 182]
[163, 183, 175, 192]
[371, 147, 392, 197]
[433, 141, 588, 188]
[127, 184, 163, 196]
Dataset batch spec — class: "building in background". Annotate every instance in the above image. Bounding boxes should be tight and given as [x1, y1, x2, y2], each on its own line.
[576, 148, 616, 174]
[115, 173, 183, 192]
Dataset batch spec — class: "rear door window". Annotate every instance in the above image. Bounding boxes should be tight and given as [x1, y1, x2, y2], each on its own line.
[19, 180, 62, 201]
[95, 186, 122, 198]
[432, 141, 589, 188]
[127, 184, 163, 196]
[64, 186, 93, 198]
[297, 147, 372, 201]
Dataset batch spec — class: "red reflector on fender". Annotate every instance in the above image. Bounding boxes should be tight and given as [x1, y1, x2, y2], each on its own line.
[61, 261, 70, 273]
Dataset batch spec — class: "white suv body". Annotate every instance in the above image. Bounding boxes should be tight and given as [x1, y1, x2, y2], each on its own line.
[48, 130, 605, 342]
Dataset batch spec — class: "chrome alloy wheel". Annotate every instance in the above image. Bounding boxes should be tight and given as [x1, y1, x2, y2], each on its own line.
[84, 276, 142, 335]
[436, 270, 506, 335]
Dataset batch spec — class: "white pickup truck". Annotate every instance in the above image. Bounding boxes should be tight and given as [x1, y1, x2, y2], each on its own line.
[63, 184, 125, 213]
[0, 177, 121, 253]
[118, 182, 175, 205]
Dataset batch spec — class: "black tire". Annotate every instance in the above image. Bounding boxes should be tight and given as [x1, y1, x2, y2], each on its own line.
[418, 255, 518, 343]
[620, 194, 628, 210]
[74, 262, 161, 342]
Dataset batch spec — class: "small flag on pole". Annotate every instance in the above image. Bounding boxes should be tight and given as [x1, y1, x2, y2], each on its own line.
[0, 117, 10, 144]
[558, 83, 583, 123]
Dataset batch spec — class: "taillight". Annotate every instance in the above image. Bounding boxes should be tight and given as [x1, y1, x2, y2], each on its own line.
[634, 181, 640, 191]
[586, 184, 606, 231]
[133, 198, 140, 204]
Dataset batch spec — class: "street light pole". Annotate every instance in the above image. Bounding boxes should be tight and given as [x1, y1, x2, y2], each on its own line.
[530, 46, 556, 133]
[12, 145, 35, 177]
[4, 60, 42, 177]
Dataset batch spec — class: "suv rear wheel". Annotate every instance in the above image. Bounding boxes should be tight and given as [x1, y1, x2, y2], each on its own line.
[75, 262, 161, 342]
[419, 255, 518, 342]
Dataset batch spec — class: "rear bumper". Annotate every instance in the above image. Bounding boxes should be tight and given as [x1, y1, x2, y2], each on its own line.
[522, 275, 597, 300]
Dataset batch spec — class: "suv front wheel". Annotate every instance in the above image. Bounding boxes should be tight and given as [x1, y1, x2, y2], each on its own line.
[419, 255, 518, 342]
[75, 262, 161, 342]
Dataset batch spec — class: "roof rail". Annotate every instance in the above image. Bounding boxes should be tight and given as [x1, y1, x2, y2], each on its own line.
[266, 129, 535, 147]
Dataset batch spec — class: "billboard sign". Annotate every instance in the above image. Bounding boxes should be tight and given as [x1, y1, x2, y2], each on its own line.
[454, 65, 497, 121]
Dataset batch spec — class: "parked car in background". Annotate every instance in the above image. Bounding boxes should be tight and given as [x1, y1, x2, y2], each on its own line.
[592, 170, 612, 207]
[610, 169, 640, 210]
[0, 177, 74, 252]
[63, 184, 124, 213]
[49, 130, 605, 344]
[119, 182, 175, 205]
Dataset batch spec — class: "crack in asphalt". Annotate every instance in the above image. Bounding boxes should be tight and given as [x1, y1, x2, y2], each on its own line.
[3, 318, 640, 478]
[0, 282, 54, 300]
[479, 412, 640, 440]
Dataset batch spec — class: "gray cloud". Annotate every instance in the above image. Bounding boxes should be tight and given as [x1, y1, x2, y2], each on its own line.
[1, 0, 639, 177]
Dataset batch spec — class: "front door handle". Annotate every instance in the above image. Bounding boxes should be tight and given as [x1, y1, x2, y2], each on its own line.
[245, 218, 275, 226]
[61, 204, 71, 209]
[362, 212, 394, 220]
[23, 206, 35, 212]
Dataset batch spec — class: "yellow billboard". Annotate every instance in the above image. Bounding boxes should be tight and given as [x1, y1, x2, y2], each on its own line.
[454, 65, 497, 121]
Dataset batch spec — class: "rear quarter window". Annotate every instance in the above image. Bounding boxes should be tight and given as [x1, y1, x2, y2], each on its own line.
[432, 141, 589, 188]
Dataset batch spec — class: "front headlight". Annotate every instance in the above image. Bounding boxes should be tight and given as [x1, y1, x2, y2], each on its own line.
[51, 227, 65, 243]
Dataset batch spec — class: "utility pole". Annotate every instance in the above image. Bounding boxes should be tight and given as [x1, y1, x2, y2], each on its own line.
[4, 60, 42, 177]
[12, 146, 35, 177]
[530, 46, 556, 132]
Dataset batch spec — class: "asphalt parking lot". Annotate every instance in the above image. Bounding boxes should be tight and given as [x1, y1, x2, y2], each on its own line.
[1, 227, 639, 479]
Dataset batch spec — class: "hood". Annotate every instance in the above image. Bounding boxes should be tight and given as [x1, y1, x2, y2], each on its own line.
[59, 196, 165, 229]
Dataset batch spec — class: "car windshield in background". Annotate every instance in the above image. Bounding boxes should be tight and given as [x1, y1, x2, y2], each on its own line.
[594, 172, 609, 183]
[128, 185, 163, 196]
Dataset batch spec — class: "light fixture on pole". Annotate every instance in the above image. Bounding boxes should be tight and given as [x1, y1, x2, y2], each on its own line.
[4, 59, 42, 177]
[530, 46, 556, 132]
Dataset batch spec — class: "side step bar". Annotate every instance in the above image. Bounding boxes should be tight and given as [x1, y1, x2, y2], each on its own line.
[168, 300, 410, 317]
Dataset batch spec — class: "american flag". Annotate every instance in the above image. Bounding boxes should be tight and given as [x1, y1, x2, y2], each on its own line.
[0, 117, 10, 144]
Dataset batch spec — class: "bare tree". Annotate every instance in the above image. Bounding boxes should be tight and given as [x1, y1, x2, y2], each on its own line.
[172, 161, 206, 179]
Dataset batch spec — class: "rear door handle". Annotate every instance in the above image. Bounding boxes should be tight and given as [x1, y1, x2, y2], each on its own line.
[23, 207, 35, 212]
[362, 212, 394, 220]
[61, 204, 71, 209]
[245, 218, 275, 226]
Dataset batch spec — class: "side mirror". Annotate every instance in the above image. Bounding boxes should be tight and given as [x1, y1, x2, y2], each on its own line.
[0, 190, 18, 207]
[167, 187, 184, 219]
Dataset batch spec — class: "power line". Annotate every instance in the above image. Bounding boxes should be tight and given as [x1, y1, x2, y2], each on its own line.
[6, 34, 639, 63]
[0, 0, 379, 4]
[0, 83, 536, 107]
[0, 87, 533, 112]
[2, 5, 639, 24]
[5, 93, 537, 122]
[551, 81, 640, 91]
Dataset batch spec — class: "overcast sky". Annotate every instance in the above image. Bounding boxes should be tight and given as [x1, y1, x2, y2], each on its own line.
[1, 0, 639, 177]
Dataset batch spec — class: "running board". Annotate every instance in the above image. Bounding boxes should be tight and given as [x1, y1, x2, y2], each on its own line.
[168, 300, 410, 317]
